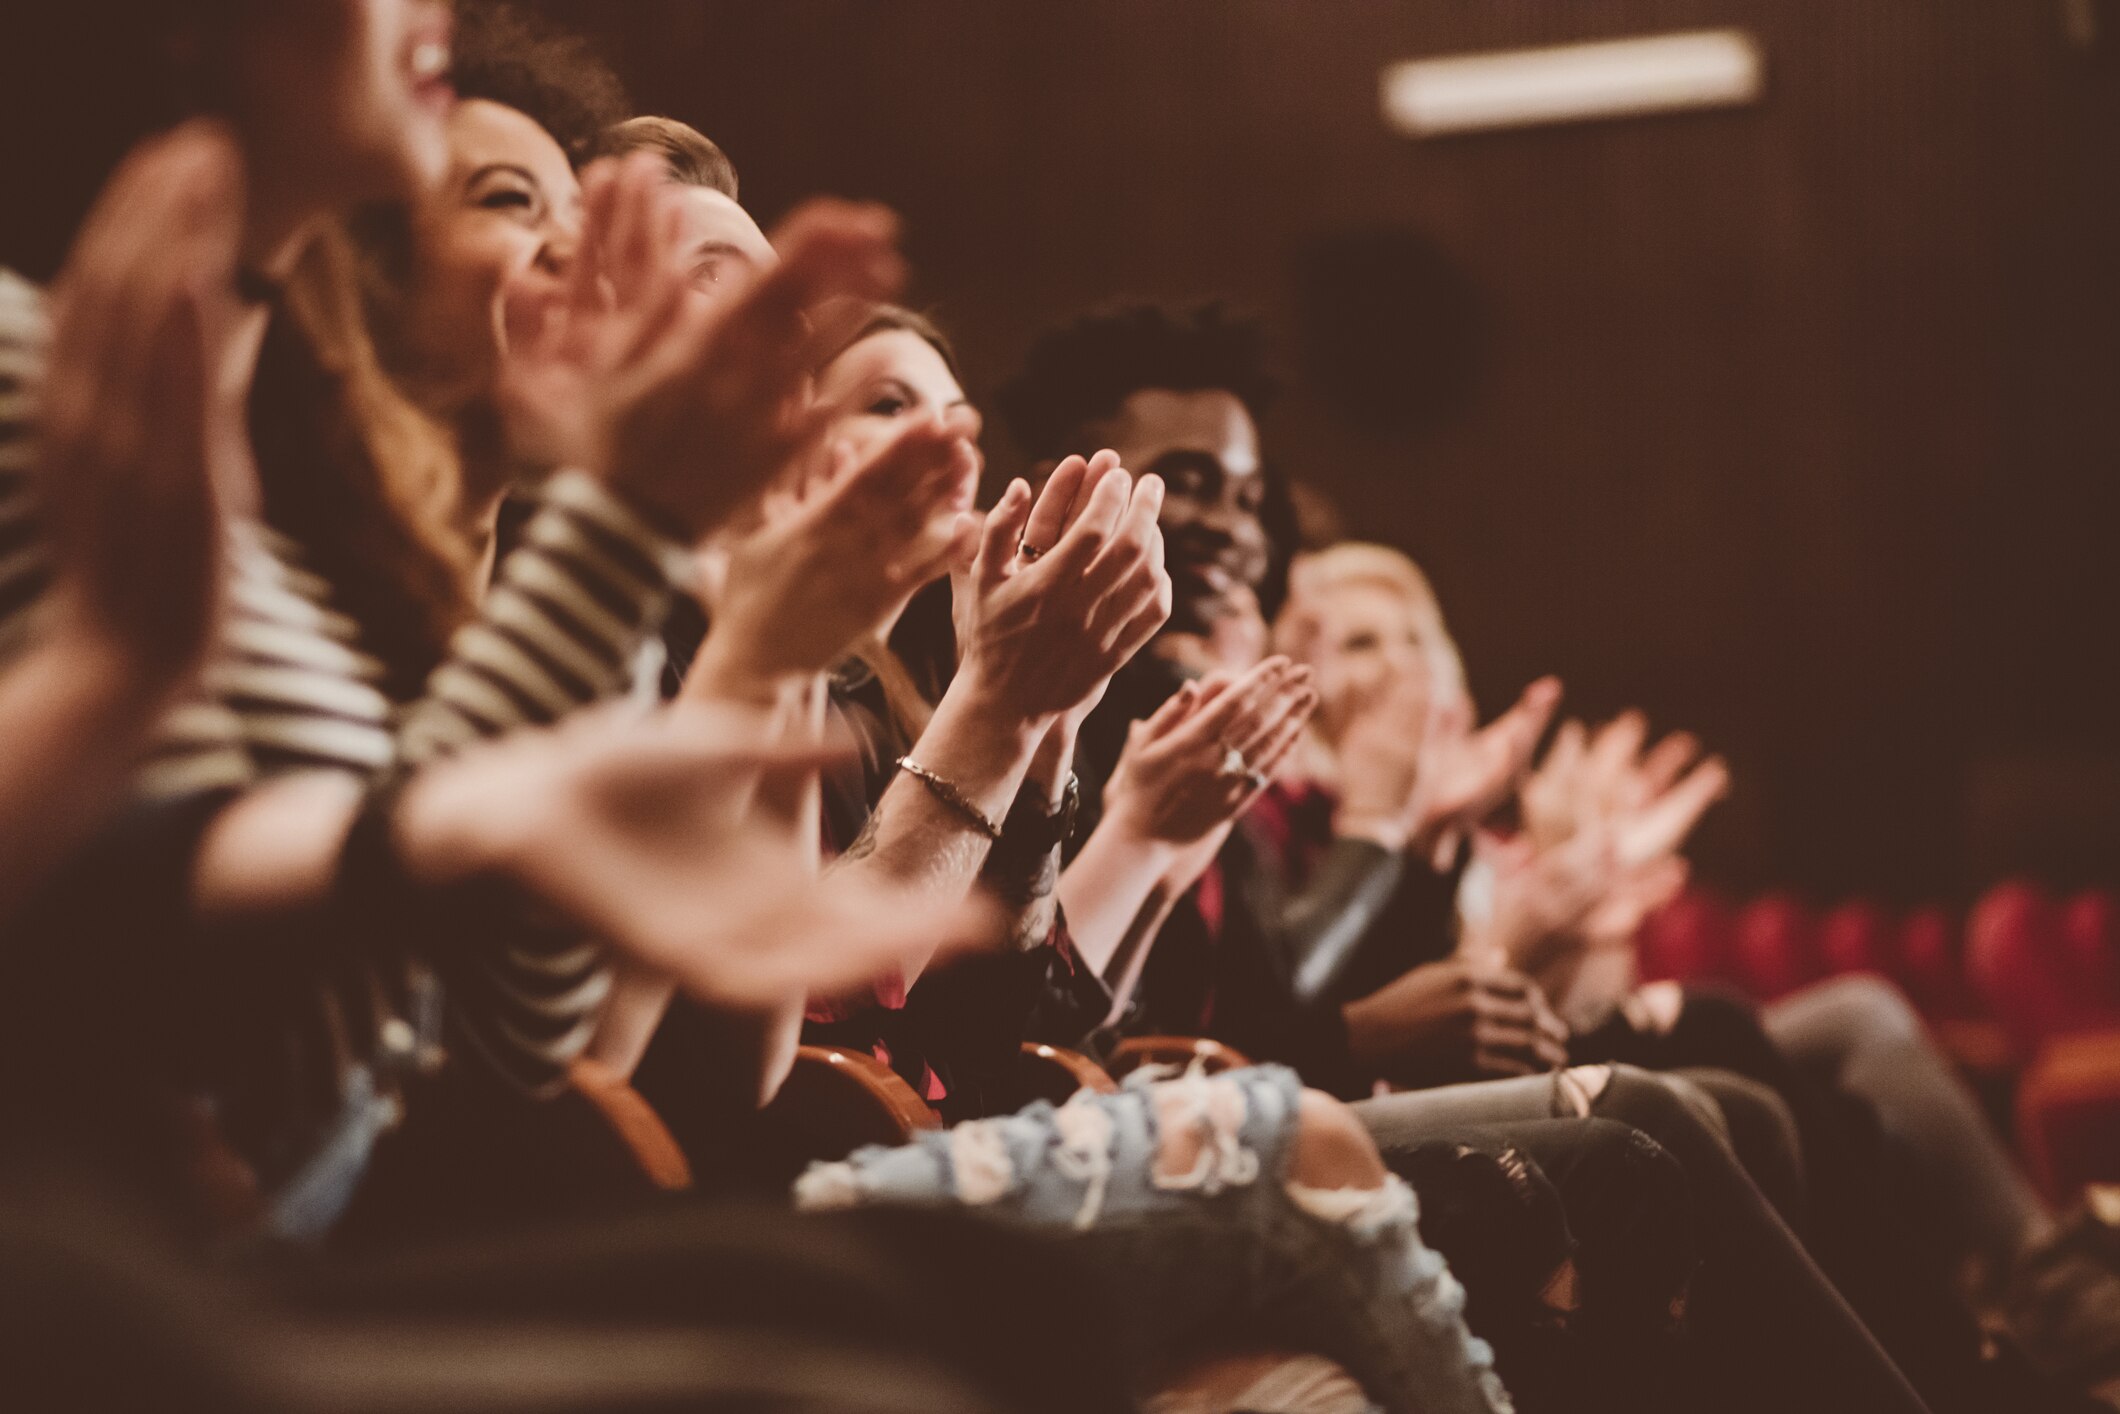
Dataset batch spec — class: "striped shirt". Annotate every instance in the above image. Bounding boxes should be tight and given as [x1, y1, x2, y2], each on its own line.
[0, 269, 691, 1105]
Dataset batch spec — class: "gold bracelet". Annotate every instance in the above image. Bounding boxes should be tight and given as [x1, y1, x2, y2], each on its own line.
[895, 756, 1005, 841]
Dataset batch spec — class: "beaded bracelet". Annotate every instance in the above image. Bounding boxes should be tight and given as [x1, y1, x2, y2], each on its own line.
[895, 756, 1005, 841]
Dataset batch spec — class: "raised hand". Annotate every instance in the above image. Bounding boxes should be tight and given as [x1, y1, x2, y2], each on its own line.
[37, 121, 248, 685]
[1519, 718, 1588, 852]
[950, 462, 1173, 728]
[506, 156, 908, 545]
[1342, 956, 1572, 1087]
[687, 405, 984, 699]
[1417, 676, 1563, 848]
[1330, 660, 1438, 851]
[1464, 827, 1620, 973]
[1101, 657, 1317, 848]
[494, 153, 688, 474]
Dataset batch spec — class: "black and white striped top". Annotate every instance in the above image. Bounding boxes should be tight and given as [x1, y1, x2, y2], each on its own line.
[0, 269, 690, 1102]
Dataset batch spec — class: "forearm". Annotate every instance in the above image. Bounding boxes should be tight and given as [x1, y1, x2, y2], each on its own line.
[586, 961, 677, 1079]
[0, 631, 173, 917]
[987, 722, 1075, 953]
[835, 677, 1043, 896]
[188, 773, 365, 921]
[1058, 822, 1181, 976]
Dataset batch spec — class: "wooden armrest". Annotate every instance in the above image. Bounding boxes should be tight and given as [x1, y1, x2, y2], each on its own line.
[566, 1057, 693, 1192]
[1017, 1042, 1119, 1105]
[1106, 1036, 1253, 1078]
[761, 1046, 941, 1163]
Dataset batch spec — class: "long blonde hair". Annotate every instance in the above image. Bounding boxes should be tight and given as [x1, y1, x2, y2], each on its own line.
[1275, 542, 1468, 708]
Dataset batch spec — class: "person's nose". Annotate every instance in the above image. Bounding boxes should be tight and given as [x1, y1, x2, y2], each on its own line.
[536, 215, 582, 279]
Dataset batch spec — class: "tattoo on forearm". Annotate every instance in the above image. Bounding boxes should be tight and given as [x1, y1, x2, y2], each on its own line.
[839, 811, 883, 864]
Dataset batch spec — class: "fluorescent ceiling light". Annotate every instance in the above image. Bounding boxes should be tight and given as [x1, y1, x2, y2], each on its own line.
[1382, 29, 1765, 138]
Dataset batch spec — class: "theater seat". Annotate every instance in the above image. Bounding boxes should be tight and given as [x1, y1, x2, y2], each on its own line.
[1731, 893, 1818, 1000]
[2017, 1030, 2120, 1204]
[566, 1057, 692, 1192]
[1817, 899, 1891, 977]
[1016, 1043, 1119, 1105]
[761, 1046, 942, 1163]
[1106, 1036, 1253, 1079]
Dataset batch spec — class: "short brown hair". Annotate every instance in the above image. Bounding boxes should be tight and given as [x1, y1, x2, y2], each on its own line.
[594, 116, 739, 199]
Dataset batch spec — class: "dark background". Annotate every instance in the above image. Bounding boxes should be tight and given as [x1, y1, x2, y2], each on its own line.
[537, 0, 2120, 902]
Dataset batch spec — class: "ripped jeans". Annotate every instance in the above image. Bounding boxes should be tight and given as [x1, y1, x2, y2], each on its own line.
[796, 1065, 1510, 1414]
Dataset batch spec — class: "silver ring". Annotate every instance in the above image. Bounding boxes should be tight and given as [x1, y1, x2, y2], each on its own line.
[1018, 540, 1047, 562]
[1243, 768, 1272, 792]
[1216, 745, 1250, 780]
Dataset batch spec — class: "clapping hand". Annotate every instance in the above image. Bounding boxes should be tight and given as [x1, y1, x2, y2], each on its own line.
[38, 121, 249, 687]
[950, 454, 1172, 728]
[502, 152, 909, 545]
[1343, 955, 1572, 1087]
[1102, 656, 1316, 859]
[688, 405, 983, 698]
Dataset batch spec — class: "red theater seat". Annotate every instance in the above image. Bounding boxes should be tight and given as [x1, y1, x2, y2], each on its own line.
[2017, 1029, 2120, 1204]
[1818, 899, 1891, 977]
[1731, 893, 1818, 1000]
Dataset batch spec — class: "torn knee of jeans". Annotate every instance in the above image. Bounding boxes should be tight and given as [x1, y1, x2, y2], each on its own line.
[1553, 1064, 1613, 1117]
[948, 1118, 1017, 1205]
[792, 1159, 865, 1211]
[1051, 1090, 1118, 1229]
[1284, 1171, 1423, 1247]
[1150, 1073, 1260, 1194]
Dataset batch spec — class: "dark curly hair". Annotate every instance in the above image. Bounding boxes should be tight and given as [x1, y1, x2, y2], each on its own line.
[996, 302, 1296, 614]
[449, 0, 631, 166]
[993, 302, 1278, 463]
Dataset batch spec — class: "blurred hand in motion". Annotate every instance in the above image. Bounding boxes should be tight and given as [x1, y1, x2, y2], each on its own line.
[1329, 658, 1440, 852]
[38, 120, 250, 689]
[686, 406, 983, 700]
[394, 702, 999, 1010]
[1500, 711, 1730, 1013]
[1102, 656, 1317, 886]
[949, 452, 1173, 730]
[1343, 955, 1572, 1087]
[1522, 712, 1728, 865]
[1463, 827, 1620, 975]
[499, 153, 906, 544]
[1414, 675, 1564, 858]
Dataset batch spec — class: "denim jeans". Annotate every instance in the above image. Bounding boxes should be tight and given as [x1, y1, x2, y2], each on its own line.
[797, 1064, 1510, 1414]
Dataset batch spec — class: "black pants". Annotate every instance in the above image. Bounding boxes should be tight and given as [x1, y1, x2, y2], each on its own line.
[1354, 1067, 1932, 1414]
[1576, 990, 2069, 1414]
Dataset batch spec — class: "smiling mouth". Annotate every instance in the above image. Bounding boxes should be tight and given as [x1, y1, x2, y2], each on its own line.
[1173, 561, 1239, 595]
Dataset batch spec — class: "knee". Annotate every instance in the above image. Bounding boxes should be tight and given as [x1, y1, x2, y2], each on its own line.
[1596, 1066, 1730, 1153]
[1690, 1069, 1803, 1161]
[1799, 974, 1925, 1049]
[1288, 1088, 1389, 1192]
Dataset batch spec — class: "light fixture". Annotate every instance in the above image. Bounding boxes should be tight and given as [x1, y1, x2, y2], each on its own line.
[1382, 29, 1765, 138]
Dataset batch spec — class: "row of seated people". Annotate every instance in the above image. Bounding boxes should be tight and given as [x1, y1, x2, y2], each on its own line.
[2, 3, 2119, 1412]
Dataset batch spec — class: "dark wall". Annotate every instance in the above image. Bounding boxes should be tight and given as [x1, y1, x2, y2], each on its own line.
[568, 2, 2120, 894]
